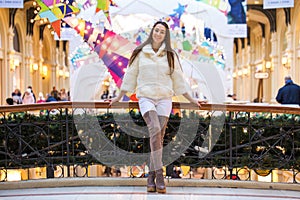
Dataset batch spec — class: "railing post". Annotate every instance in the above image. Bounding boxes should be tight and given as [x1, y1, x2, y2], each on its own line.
[229, 111, 233, 179]
[65, 108, 70, 177]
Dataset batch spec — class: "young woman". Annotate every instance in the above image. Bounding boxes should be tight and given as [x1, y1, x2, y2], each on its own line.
[109, 21, 203, 193]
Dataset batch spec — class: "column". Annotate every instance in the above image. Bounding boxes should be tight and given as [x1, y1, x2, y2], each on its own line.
[7, 26, 15, 96]
[24, 35, 33, 89]
[270, 32, 279, 104]
[286, 25, 297, 81]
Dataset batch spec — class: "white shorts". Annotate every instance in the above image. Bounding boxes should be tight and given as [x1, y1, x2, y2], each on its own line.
[138, 97, 172, 117]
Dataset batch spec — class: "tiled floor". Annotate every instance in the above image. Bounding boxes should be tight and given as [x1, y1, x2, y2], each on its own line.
[1, 186, 300, 200]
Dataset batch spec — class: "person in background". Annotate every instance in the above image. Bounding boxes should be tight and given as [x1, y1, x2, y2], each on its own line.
[101, 90, 109, 100]
[12, 89, 22, 104]
[46, 93, 58, 102]
[22, 88, 35, 104]
[171, 166, 183, 178]
[37, 92, 46, 103]
[6, 98, 14, 105]
[51, 86, 59, 101]
[108, 21, 204, 193]
[22, 86, 36, 103]
[59, 88, 68, 101]
[276, 75, 300, 105]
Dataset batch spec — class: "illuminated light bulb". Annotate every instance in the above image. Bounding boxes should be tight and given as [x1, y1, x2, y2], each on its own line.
[96, 40, 100, 44]
[118, 62, 122, 66]
[112, 56, 117, 60]
[33, 1, 36, 6]
[37, 7, 40, 11]
[30, 19, 35, 23]
[59, 69, 64, 76]
[238, 70, 243, 76]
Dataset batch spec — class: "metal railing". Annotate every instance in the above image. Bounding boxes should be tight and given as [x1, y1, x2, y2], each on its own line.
[0, 102, 299, 182]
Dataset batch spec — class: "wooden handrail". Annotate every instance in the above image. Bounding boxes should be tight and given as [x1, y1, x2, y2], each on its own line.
[0, 101, 299, 114]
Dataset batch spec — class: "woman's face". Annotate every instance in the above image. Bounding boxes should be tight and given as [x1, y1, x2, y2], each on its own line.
[152, 24, 166, 46]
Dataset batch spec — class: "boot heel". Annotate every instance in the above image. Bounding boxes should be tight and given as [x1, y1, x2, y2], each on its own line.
[156, 187, 166, 193]
[147, 186, 156, 192]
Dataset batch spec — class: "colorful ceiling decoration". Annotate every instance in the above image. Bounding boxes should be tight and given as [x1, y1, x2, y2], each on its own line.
[34, 0, 80, 37]
[64, 17, 136, 87]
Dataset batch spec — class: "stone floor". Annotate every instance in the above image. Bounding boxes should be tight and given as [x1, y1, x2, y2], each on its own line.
[1, 178, 300, 200]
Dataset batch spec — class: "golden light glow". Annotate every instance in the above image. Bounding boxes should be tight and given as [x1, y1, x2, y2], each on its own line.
[14, 59, 19, 67]
[265, 61, 272, 69]
[7, 170, 21, 181]
[281, 54, 290, 69]
[42, 66, 48, 77]
[59, 69, 64, 77]
[232, 72, 237, 78]
[256, 64, 263, 72]
[237, 70, 243, 76]
[33, 63, 39, 71]
[65, 71, 70, 78]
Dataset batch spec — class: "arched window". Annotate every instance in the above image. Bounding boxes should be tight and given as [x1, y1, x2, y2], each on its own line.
[13, 27, 20, 52]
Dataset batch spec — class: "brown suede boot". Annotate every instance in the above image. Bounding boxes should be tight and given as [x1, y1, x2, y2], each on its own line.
[155, 169, 166, 193]
[147, 171, 156, 192]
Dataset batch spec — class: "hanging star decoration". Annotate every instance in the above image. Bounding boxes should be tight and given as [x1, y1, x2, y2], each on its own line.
[168, 3, 187, 30]
[130, 25, 225, 69]
[95, 0, 118, 24]
[63, 17, 136, 87]
[34, 0, 80, 38]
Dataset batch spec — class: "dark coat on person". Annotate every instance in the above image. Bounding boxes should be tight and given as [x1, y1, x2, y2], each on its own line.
[276, 80, 300, 105]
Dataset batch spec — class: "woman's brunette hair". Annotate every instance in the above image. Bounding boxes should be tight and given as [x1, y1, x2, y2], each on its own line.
[128, 21, 178, 74]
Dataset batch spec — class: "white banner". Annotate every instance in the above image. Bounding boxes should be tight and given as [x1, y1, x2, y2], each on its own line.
[0, 0, 23, 8]
[263, 0, 294, 9]
[225, 24, 247, 38]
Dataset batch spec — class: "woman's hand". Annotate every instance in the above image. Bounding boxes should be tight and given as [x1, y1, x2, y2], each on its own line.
[183, 93, 207, 107]
[190, 98, 207, 107]
[106, 96, 121, 107]
[105, 90, 127, 107]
